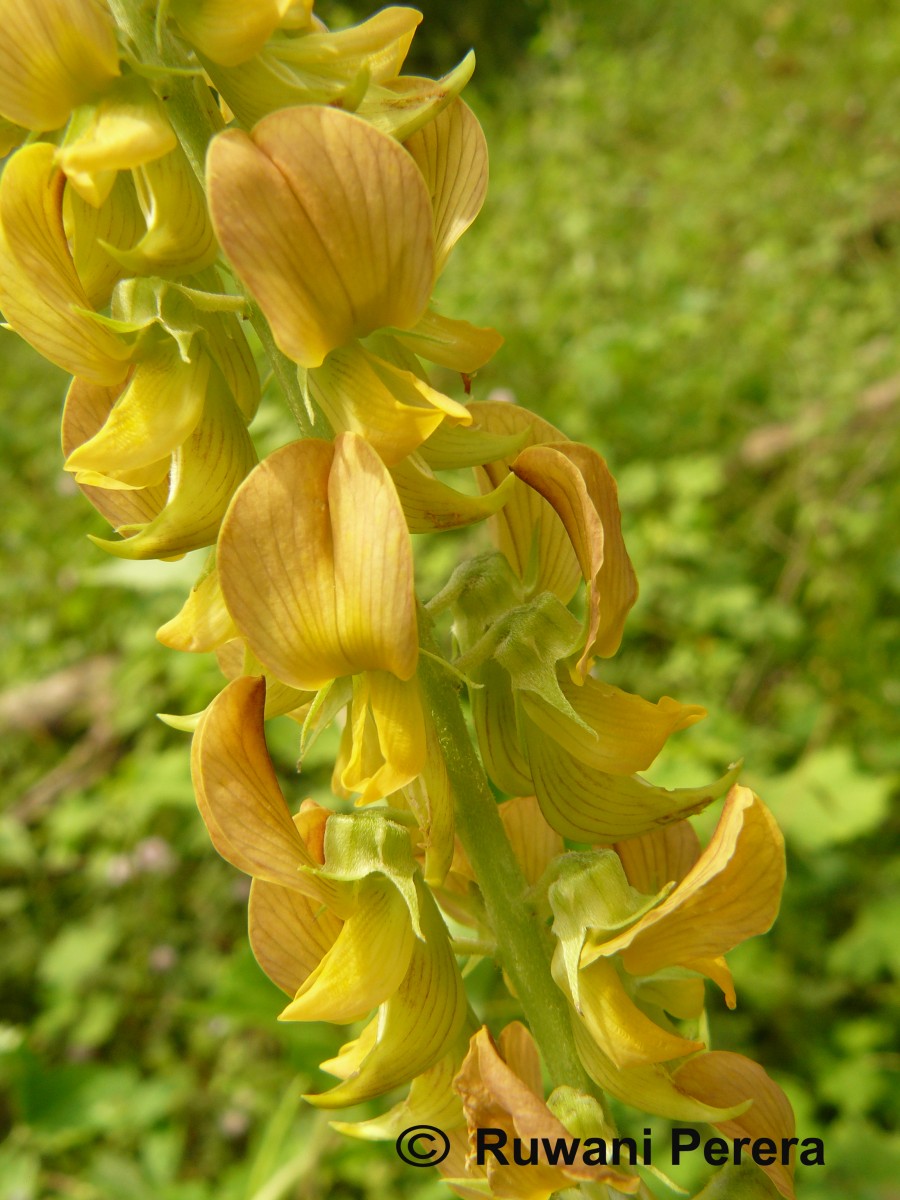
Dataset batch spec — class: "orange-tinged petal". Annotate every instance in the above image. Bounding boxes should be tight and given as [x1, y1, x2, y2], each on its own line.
[522, 674, 705, 777]
[309, 342, 471, 466]
[0, 144, 130, 384]
[499, 795, 563, 887]
[511, 442, 638, 669]
[614, 820, 702, 895]
[405, 98, 489, 277]
[208, 107, 434, 367]
[591, 787, 785, 980]
[191, 676, 343, 910]
[280, 877, 416, 1023]
[0, 0, 119, 131]
[470, 402, 582, 604]
[218, 433, 418, 688]
[674, 1052, 797, 1200]
[248, 876, 341, 995]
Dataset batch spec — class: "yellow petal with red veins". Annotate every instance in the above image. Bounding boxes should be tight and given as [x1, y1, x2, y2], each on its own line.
[499, 796, 563, 887]
[470, 402, 582, 604]
[588, 787, 786, 981]
[674, 1052, 796, 1200]
[522, 674, 705, 776]
[472, 659, 534, 796]
[280, 877, 416, 1024]
[89, 370, 257, 559]
[55, 75, 176, 206]
[0, 0, 119, 131]
[208, 106, 434, 367]
[248, 876, 341, 995]
[511, 442, 638, 670]
[65, 172, 145, 309]
[393, 307, 503, 373]
[171, 0, 293, 66]
[405, 98, 489, 277]
[0, 144, 130, 384]
[305, 884, 466, 1107]
[218, 433, 418, 688]
[309, 342, 471, 466]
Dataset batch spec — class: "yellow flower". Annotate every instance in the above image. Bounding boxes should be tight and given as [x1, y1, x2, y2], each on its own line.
[191, 675, 467, 1106]
[0, 0, 120, 132]
[208, 102, 499, 462]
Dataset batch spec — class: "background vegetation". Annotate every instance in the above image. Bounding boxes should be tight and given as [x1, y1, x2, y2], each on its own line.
[1, 1, 897, 1197]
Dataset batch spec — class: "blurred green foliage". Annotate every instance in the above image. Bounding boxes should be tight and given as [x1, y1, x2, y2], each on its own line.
[2, 1, 898, 1197]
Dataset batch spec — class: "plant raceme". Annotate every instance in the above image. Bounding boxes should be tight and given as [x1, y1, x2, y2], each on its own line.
[0, 1, 797, 1196]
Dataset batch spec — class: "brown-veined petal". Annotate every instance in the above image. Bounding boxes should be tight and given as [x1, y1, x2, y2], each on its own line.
[614, 819, 702, 895]
[470, 401, 582, 604]
[0, 144, 130, 384]
[65, 341, 210, 484]
[522, 674, 705, 777]
[391, 455, 515, 533]
[566, 955, 704, 1070]
[0, 0, 119, 131]
[404, 98, 488, 277]
[195, 305, 260, 421]
[208, 106, 434, 367]
[305, 883, 467, 1107]
[218, 433, 418, 688]
[498, 795, 563, 887]
[511, 442, 638, 670]
[248, 875, 342, 995]
[156, 554, 237, 653]
[308, 342, 471, 466]
[455, 1025, 639, 1197]
[525, 716, 742, 842]
[674, 1052, 797, 1200]
[89, 367, 257, 559]
[191, 676, 345, 910]
[280, 876, 416, 1023]
[585, 788, 786, 985]
[55, 75, 176, 206]
[171, 0, 293, 66]
[392, 307, 502, 373]
[215, 639, 313, 721]
[61, 376, 169, 530]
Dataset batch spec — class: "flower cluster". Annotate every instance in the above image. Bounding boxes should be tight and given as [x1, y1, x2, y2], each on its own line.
[0, 2, 796, 1197]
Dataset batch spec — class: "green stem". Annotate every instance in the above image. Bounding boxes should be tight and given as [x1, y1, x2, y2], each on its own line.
[419, 612, 610, 1118]
[109, 0, 324, 438]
